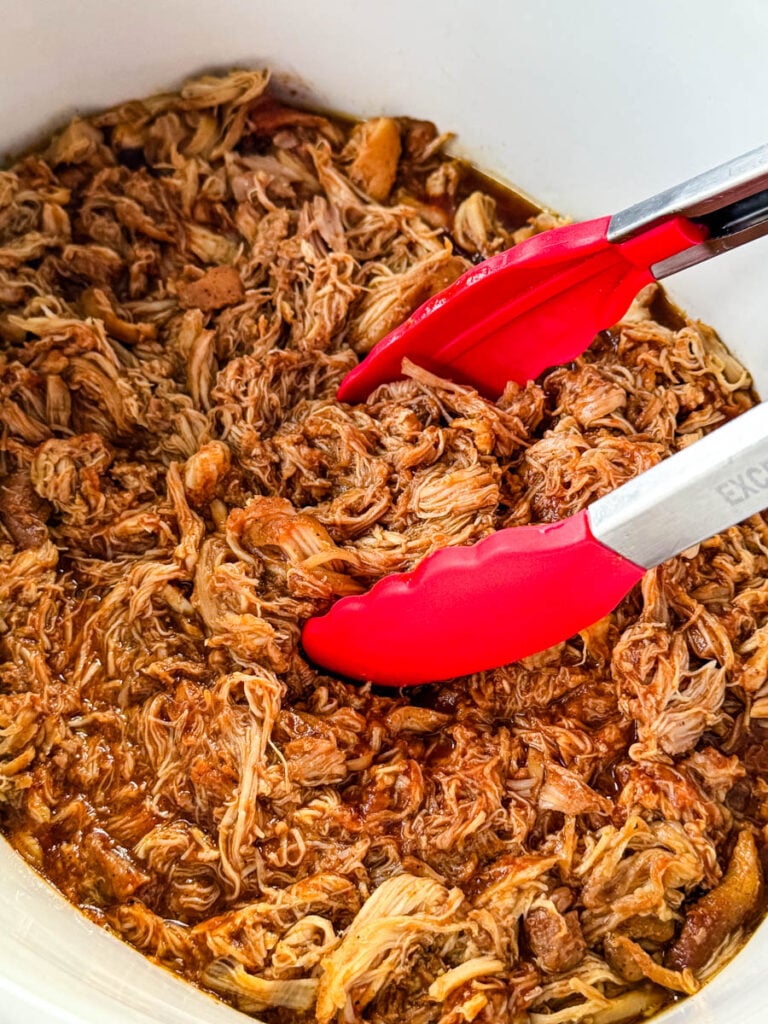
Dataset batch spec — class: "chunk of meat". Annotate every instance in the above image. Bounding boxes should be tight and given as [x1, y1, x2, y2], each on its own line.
[248, 99, 341, 142]
[427, 956, 505, 1001]
[385, 705, 451, 735]
[350, 251, 468, 353]
[203, 958, 318, 1014]
[539, 761, 612, 816]
[177, 266, 246, 311]
[550, 365, 627, 427]
[453, 191, 504, 257]
[80, 829, 151, 904]
[315, 874, 464, 1024]
[524, 904, 587, 974]
[399, 117, 440, 161]
[618, 915, 676, 945]
[347, 117, 402, 202]
[0, 469, 50, 548]
[666, 829, 763, 972]
[30, 433, 113, 525]
[60, 243, 123, 283]
[183, 441, 232, 507]
[284, 736, 347, 787]
[80, 287, 157, 345]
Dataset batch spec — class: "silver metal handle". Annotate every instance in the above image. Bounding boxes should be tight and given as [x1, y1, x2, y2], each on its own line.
[607, 143, 768, 277]
[588, 403, 768, 569]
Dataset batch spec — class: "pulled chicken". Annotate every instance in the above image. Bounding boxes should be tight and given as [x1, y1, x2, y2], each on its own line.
[0, 69, 766, 1024]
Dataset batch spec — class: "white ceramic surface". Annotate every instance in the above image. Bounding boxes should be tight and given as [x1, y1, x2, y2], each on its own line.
[1, 1, 767, 1022]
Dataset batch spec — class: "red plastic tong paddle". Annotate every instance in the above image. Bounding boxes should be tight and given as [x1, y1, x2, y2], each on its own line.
[302, 144, 768, 685]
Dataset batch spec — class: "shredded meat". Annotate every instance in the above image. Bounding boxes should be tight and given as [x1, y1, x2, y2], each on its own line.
[0, 68, 767, 1024]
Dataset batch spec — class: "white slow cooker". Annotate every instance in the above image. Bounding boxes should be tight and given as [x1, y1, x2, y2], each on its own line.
[1, 1, 767, 1021]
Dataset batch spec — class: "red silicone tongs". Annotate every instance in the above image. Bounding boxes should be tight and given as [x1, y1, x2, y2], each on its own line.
[302, 145, 768, 686]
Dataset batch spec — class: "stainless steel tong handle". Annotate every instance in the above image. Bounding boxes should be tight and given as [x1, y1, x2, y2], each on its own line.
[589, 402, 768, 568]
[607, 142, 768, 276]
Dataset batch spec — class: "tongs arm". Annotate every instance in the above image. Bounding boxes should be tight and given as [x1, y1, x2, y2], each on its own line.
[589, 401, 768, 568]
[608, 142, 768, 276]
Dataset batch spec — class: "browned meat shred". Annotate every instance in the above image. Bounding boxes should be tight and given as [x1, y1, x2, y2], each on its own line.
[666, 828, 763, 973]
[0, 467, 50, 547]
[0, 68, 767, 1024]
